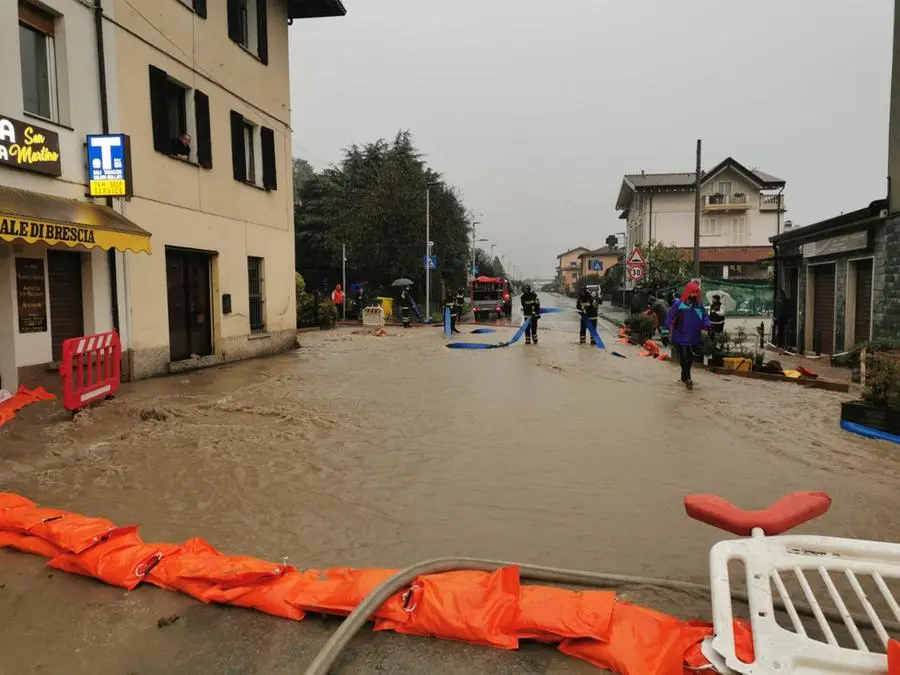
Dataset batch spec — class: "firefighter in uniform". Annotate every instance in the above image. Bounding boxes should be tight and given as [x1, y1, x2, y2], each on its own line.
[576, 287, 599, 345]
[520, 285, 540, 345]
[444, 291, 461, 334]
[454, 288, 466, 327]
[399, 289, 413, 328]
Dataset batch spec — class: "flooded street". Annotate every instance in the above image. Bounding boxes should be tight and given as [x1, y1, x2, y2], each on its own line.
[2, 293, 899, 674]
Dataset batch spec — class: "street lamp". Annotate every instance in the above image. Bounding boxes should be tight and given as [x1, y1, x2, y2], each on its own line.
[470, 218, 482, 279]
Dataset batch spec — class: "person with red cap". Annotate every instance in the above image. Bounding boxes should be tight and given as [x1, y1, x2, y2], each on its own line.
[664, 281, 710, 390]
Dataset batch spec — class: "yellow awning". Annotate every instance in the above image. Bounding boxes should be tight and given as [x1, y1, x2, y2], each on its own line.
[0, 186, 151, 254]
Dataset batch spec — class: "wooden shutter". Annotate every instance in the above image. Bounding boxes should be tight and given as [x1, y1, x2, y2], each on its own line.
[256, 0, 268, 64]
[195, 89, 212, 169]
[261, 126, 276, 190]
[149, 65, 170, 153]
[813, 265, 836, 355]
[227, 0, 242, 43]
[193, 0, 207, 18]
[230, 110, 246, 182]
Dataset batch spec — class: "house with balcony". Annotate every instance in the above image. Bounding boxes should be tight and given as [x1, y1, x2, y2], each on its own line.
[615, 157, 786, 282]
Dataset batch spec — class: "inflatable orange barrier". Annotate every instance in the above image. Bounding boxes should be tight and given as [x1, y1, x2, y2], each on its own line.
[643, 340, 661, 358]
[374, 568, 521, 649]
[890, 639, 900, 675]
[0, 385, 56, 427]
[0, 531, 64, 558]
[286, 567, 408, 622]
[517, 586, 615, 643]
[0, 493, 735, 674]
[559, 602, 712, 674]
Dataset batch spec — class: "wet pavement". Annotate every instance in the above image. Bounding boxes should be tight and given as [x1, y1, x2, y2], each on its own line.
[1, 293, 898, 674]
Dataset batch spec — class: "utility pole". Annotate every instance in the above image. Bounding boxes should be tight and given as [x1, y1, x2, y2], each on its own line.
[425, 186, 432, 320]
[341, 243, 347, 320]
[693, 139, 702, 278]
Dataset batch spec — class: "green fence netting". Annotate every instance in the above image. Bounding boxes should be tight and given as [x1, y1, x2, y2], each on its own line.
[699, 278, 774, 316]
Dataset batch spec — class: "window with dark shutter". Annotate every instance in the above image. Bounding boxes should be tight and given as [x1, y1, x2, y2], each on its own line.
[195, 90, 212, 169]
[149, 65, 170, 152]
[230, 110, 247, 182]
[256, 0, 268, 64]
[261, 126, 276, 191]
[193, 0, 207, 18]
[227, 0, 242, 44]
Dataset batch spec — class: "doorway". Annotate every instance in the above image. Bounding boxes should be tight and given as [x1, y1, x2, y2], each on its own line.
[47, 250, 85, 362]
[850, 258, 874, 346]
[165, 248, 213, 362]
[787, 267, 799, 349]
[811, 264, 836, 355]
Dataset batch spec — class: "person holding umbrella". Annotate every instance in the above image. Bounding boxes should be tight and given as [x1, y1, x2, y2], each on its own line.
[708, 294, 726, 337]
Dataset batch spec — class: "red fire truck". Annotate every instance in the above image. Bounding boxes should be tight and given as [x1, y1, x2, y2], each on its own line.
[470, 276, 512, 320]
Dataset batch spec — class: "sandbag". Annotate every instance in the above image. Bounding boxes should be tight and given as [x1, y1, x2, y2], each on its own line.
[517, 586, 615, 643]
[0, 493, 35, 511]
[147, 538, 293, 601]
[559, 602, 711, 675]
[0, 507, 69, 535]
[48, 529, 176, 590]
[205, 571, 307, 621]
[375, 567, 520, 649]
[31, 514, 130, 554]
[0, 531, 64, 558]
[286, 567, 408, 623]
[146, 538, 221, 599]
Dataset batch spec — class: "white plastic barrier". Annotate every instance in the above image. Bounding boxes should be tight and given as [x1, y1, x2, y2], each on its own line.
[705, 532, 900, 674]
[362, 306, 385, 328]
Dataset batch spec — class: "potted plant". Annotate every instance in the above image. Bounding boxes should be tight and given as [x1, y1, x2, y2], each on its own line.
[841, 347, 900, 438]
[628, 314, 656, 345]
[709, 192, 725, 205]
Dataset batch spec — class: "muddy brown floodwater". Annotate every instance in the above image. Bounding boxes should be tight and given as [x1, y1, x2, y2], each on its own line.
[2, 295, 899, 674]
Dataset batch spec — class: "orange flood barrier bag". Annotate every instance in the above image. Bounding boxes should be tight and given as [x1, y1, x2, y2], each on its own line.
[890, 639, 900, 675]
[48, 529, 176, 590]
[286, 567, 408, 623]
[559, 602, 712, 675]
[0, 531, 64, 557]
[375, 567, 521, 649]
[0, 385, 56, 427]
[517, 586, 616, 643]
[1, 494, 737, 674]
[682, 619, 754, 670]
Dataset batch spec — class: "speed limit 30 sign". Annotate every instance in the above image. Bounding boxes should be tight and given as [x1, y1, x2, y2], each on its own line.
[627, 264, 645, 281]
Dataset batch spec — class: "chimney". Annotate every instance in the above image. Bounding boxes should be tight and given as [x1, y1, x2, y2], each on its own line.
[783, 220, 793, 231]
[641, 170, 645, 175]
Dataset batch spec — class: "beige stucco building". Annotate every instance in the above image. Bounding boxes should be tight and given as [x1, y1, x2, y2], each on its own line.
[555, 247, 589, 294]
[0, 0, 345, 392]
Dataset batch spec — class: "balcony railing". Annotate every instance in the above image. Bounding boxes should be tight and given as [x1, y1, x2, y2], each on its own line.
[702, 194, 750, 211]
[760, 194, 786, 211]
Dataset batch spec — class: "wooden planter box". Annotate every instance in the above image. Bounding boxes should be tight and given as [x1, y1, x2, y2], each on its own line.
[841, 401, 900, 437]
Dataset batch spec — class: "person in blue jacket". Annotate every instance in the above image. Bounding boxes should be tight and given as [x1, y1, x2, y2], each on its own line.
[665, 282, 710, 390]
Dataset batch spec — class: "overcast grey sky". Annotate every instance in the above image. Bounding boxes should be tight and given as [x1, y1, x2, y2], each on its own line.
[289, 0, 893, 278]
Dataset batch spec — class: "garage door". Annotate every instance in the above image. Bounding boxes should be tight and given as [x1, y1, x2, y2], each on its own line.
[854, 259, 873, 344]
[812, 264, 836, 355]
[47, 250, 85, 362]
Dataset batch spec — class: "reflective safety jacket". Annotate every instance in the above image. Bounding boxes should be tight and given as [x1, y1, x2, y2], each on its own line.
[521, 292, 540, 317]
[577, 296, 598, 319]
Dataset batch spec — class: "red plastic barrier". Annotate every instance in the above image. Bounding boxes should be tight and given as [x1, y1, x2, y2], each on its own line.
[890, 639, 900, 675]
[59, 330, 121, 413]
[684, 491, 832, 536]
